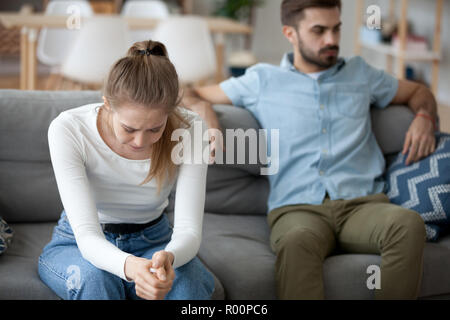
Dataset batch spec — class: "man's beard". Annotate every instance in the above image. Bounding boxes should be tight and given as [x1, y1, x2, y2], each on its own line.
[298, 36, 339, 69]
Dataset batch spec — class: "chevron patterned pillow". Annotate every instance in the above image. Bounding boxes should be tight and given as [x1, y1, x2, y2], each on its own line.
[385, 133, 450, 242]
[0, 217, 14, 255]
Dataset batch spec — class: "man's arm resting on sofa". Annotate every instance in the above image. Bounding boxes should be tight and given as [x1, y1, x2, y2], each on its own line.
[390, 79, 438, 165]
[181, 85, 232, 153]
[185, 85, 232, 106]
[182, 85, 232, 123]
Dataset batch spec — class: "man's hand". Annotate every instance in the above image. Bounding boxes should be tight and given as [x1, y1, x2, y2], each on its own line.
[124, 252, 175, 300]
[402, 110, 436, 166]
[390, 80, 438, 166]
[182, 90, 225, 163]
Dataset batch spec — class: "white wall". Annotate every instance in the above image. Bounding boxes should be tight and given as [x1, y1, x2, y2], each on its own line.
[251, 0, 356, 64]
[194, 0, 355, 65]
[356, 0, 450, 105]
[194, 0, 449, 105]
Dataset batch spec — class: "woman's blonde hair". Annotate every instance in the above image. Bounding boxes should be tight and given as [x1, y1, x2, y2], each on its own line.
[102, 40, 190, 193]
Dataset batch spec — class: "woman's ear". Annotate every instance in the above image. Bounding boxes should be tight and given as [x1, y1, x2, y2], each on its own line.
[102, 96, 111, 112]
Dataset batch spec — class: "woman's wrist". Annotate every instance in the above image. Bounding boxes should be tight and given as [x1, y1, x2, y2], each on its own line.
[124, 255, 139, 281]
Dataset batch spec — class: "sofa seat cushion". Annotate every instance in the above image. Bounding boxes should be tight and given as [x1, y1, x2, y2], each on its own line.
[0, 220, 225, 300]
[0, 222, 59, 299]
[198, 213, 277, 300]
[198, 213, 450, 300]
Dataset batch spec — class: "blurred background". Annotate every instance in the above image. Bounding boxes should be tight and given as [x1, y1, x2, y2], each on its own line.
[0, 0, 448, 131]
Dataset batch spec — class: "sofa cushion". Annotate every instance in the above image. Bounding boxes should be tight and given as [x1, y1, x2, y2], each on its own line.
[0, 90, 102, 223]
[189, 105, 415, 216]
[371, 105, 415, 155]
[0, 220, 225, 300]
[0, 217, 14, 255]
[0, 222, 59, 299]
[385, 133, 450, 241]
[197, 213, 450, 299]
[0, 88, 415, 220]
[0, 90, 102, 162]
[204, 105, 270, 215]
[197, 213, 277, 299]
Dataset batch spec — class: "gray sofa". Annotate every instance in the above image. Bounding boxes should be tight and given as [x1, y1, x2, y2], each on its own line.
[1, 89, 450, 300]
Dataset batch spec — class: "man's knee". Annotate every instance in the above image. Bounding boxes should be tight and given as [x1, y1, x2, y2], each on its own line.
[276, 226, 330, 259]
[385, 207, 426, 243]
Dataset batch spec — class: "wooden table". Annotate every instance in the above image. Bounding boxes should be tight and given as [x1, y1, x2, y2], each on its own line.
[42, 1, 194, 15]
[0, 13, 252, 90]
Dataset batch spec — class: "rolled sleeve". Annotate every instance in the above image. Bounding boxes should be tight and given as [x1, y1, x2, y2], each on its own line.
[219, 66, 261, 110]
[365, 61, 399, 109]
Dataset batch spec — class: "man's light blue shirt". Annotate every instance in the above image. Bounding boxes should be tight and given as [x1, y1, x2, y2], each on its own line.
[220, 53, 399, 213]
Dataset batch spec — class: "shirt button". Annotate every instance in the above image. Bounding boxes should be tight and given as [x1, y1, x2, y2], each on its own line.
[322, 128, 327, 134]
[319, 170, 325, 176]
[320, 104, 325, 110]
[322, 149, 328, 154]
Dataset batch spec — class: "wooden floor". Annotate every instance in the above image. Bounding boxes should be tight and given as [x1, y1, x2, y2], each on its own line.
[0, 73, 449, 133]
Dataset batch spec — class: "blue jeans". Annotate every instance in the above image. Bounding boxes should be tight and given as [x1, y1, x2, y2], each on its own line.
[38, 211, 215, 300]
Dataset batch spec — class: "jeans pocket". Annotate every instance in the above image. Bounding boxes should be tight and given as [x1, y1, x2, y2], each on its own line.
[140, 227, 172, 245]
[140, 216, 173, 245]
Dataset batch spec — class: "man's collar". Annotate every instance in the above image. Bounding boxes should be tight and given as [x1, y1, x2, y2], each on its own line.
[280, 52, 346, 78]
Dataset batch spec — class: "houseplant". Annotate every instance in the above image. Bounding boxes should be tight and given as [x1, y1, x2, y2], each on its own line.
[214, 0, 264, 76]
[214, 0, 264, 22]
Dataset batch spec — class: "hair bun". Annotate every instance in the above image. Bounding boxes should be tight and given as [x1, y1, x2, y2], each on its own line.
[148, 44, 166, 57]
[129, 40, 168, 58]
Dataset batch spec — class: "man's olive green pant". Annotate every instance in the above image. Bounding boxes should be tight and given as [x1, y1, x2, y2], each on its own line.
[267, 193, 426, 300]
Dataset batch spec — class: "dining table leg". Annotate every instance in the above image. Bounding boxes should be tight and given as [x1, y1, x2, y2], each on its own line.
[20, 27, 29, 90]
[214, 32, 225, 84]
[27, 28, 38, 90]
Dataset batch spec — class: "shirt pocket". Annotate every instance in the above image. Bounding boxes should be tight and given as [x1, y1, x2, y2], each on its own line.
[333, 84, 370, 119]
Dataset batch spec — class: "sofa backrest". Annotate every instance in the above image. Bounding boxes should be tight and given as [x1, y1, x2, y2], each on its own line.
[0, 90, 102, 222]
[194, 104, 415, 216]
[0, 89, 415, 222]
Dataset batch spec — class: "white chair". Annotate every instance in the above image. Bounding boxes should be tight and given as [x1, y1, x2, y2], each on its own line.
[60, 16, 130, 85]
[152, 16, 217, 84]
[121, 0, 170, 45]
[37, 0, 93, 68]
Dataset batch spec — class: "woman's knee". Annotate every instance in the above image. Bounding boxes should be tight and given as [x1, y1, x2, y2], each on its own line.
[72, 266, 125, 300]
[38, 256, 125, 300]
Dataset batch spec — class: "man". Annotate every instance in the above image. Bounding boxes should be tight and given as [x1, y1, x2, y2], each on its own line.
[183, 0, 437, 299]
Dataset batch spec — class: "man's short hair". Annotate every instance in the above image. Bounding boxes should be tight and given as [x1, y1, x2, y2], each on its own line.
[281, 0, 342, 27]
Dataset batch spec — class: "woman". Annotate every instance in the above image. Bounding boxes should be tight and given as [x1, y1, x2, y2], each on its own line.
[38, 40, 215, 300]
